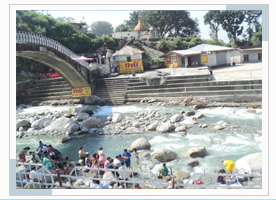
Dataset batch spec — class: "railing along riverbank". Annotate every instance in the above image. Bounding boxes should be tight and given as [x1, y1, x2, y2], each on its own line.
[16, 162, 262, 189]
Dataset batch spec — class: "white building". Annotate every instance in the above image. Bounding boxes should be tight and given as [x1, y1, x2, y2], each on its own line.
[161, 44, 262, 68]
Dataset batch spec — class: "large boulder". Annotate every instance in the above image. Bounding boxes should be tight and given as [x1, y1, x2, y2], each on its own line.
[234, 152, 262, 174]
[129, 138, 151, 151]
[187, 147, 206, 158]
[185, 159, 199, 167]
[68, 123, 80, 134]
[60, 136, 72, 143]
[180, 118, 197, 125]
[80, 117, 101, 129]
[31, 118, 52, 129]
[151, 148, 177, 162]
[44, 117, 75, 132]
[175, 126, 187, 132]
[147, 121, 159, 131]
[170, 114, 183, 123]
[185, 111, 195, 117]
[139, 71, 170, 86]
[112, 113, 124, 123]
[173, 170, 190, 179]
[16, 80, 33, 93]
[84, 95, 103, 105]
[16, 119, 31, 130]
[73, 105, 94, 115]
[76, 113, 90, 121]
[156, 122, 175, 133]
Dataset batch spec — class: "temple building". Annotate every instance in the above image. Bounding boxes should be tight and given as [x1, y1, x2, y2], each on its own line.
[111, 13, 154, 40]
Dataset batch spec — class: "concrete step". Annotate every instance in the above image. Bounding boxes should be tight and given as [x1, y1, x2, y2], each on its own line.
[126, 84, 262, 94]
[29, 87, 71, 94]
[24, 91, 72, 98]
[127, 80, 262, 91]
[31, 84, 71, 90]
[127, 77, 211, 87]
[126, 89, 262, 98]
[33, 77, 66, 83]
[126, 93, 262, 103]
[23, 95, 73, 102]
[31, 82, 69, 88]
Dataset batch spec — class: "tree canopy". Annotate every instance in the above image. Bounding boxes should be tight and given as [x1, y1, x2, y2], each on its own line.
[204, 11, 221, 43]
[91, 21, 114, 37]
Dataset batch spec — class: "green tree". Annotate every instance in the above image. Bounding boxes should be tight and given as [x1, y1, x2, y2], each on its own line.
[218, 11, 245, 47]
[115, 11, 143, 32]
[204, 11, 221, 44]
[252, 26, 262, 46]
[244, 11, 262, 41]
[143, 10, 199, 37]
[91, 21, 114, 37]
[101, 35, 117, 50]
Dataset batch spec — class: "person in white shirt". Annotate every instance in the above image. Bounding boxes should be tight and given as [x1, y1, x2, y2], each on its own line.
[37, 145, 49, 159]
[114, 155, 121, 168]
[29, 166, 41, 182]
[118, 162, 131, 180]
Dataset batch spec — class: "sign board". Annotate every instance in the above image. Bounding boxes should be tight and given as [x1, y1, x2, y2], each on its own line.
[71, 87, 91, 98]
[119, 58, 144, 74]
[201, 55, 207, 63]
[131, 54, 142, 60]
[165, 57, 178, 68]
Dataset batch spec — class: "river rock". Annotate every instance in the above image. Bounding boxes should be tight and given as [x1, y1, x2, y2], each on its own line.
[132, 121, 140, 128]
[52, 112, 61, 118]
[234, 152, 262, 174]
[84, 95, 103, 105]
[173, 170, 190, 179]
[185, 159, 199, 167]
[27, 127, 35, 132]
[185, 111, 195, 117]
[76, 113, 90, 121]
[148, 99, 157, 103]
[44, 121, 51, 127]
[31, 118, 52, 129]
[60, 136, 72, 143]
[16, 119, 31, 130]
[187, 147, 206, 158]
[170, 114, 183, 123]
[80, 117, 101, 129]
[202, 123, 208, 128]
[107, 116, 112, 121]
[180, 118, 197, 125]
[151, 148, 177, 162]
[147, 121, 159, 131]
[193, 113, 205, 119]
[214, 125, 224, 130]
[44, 117, 75, 132]
[216, 120, 228, 127]
[129, 138, 151, 151]
[68, 123, 80, 134]
[73, 105, 94, 115]
[156, 122, 175, 132]
[112, 113, 124, 123]
[245, 109, 256, 114]
[175, 126, 187, 132]
[141, 152, 151, 159]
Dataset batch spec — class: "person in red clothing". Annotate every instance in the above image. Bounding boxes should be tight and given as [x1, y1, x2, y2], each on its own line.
[135, 184, 142, 189]
[35, 73, 41, 80]
[43, 73, 48, 79]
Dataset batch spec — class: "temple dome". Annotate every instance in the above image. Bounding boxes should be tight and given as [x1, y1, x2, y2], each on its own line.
[134, 13, 147, 31]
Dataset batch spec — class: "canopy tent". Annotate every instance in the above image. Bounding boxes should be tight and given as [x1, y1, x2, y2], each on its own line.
[72, 56, 94, 61]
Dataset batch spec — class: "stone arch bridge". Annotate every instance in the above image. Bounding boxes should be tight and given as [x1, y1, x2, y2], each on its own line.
[16, 31, 96, 90]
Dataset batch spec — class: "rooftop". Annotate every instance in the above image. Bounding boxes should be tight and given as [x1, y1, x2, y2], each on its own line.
[113, 45, 144, 56]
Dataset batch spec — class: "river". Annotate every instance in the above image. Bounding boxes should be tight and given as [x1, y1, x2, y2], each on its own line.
[16, 103, 262, 175]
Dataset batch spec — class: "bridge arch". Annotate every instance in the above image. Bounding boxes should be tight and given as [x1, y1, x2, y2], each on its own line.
[16, 32, 92, 89]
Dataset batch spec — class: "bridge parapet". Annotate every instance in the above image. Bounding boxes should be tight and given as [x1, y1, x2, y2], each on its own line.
[16, 31, 90, 69]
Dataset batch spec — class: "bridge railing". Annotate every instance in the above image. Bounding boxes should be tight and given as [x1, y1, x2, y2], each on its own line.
[16, 31, 90, 69]
[16, 162, 262, 189]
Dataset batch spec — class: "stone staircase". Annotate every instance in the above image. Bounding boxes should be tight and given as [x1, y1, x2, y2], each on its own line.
[126, 74, 262, 103]
[21, 78, 72, 104]
[94, 77, 131, 105]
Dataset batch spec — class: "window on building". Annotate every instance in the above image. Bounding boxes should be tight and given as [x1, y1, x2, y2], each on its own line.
[181, 57, 185, 66]
[244, 55, 249, 62]
[127, 57, 131, 62]
[258, 53, 262, 61]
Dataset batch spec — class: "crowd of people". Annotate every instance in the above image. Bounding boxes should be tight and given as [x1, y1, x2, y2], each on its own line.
[18, 142, 237, 188]
[78, 146, 142, 189]
[35, 68, 61, 80]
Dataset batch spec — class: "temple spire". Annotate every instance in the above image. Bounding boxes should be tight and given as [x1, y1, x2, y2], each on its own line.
[134, 12, 147, 31]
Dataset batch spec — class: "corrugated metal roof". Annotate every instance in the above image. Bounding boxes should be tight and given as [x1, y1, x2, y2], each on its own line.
[161, 44, 235, 57]
[188, 44, 234, 52]
[113, 45, 144, 56]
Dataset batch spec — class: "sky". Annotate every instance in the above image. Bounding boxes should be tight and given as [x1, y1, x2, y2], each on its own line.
[43, 10, 253, 43]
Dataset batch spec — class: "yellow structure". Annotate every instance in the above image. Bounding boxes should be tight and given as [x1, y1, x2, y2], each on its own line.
[71, 87, 91, 98]
[201, 55, 208, 63]
[113, 46, 144, 74]
[165, 57, 178, 68]
[134, 12, 147, 31]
